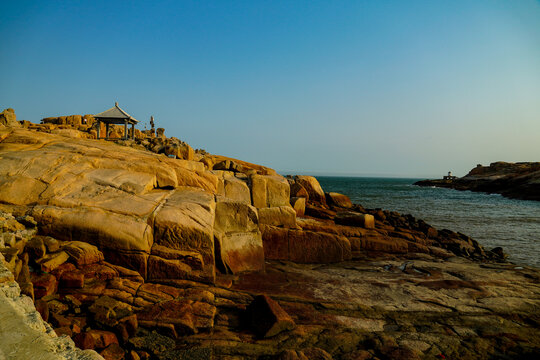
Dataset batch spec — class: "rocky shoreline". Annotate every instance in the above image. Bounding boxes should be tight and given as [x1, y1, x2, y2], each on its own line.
[414, 162, 540, 201]
[1, 108, 539, 359]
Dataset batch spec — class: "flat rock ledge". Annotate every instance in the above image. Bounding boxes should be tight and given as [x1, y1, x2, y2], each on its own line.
[0, 252, 103, 360]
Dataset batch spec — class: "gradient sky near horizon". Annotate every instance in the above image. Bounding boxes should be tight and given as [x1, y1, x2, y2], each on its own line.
[1, 0, 539, 177]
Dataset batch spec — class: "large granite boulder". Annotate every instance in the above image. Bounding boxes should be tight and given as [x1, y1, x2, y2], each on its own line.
[214, 198, 264, 274]
[249, 174, 290, 208]
[293, 176, 326, 206]
[258, 206, 297, 228]
[214, 171, 251, 204]
[325, 192, 353, 208]
[152, 187, 216, 282]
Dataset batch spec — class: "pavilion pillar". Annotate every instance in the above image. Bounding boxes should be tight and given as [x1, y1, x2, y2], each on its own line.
[124, 120, 128, 140]
[106, 123, 109, 140]
[96, 120, 101, 139]
[131, 123, 135, 139]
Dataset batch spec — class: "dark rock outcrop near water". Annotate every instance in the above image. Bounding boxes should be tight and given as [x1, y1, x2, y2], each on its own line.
[1, 108, 539, 359]
[415, 162, 540, 201]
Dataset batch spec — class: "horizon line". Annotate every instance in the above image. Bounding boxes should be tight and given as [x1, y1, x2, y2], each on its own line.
[277, 171, 439, 179]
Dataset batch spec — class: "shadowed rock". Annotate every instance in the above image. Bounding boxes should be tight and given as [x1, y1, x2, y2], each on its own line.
[245, 294, 296, 338]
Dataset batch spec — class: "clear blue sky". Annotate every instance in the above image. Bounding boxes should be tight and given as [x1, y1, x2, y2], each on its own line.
[1, 0, 539, 177]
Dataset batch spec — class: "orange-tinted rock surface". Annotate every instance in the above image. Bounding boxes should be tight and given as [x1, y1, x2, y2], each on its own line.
[0, 113, 538, 360]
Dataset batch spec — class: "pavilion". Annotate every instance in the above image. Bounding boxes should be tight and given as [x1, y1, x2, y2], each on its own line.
[94, 102, 139, 140]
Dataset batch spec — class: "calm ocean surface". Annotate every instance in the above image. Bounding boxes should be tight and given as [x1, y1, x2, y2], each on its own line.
[317, 176, 540, 268]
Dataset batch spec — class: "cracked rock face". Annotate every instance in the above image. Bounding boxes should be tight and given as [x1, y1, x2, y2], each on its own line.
[0, 130, 219, 283]
[1, 124, 539, 359]
[0, 129, 278, 284]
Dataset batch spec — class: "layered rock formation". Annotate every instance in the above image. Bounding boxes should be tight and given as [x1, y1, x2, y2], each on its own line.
[415, 162, 540, 201]
[0, 251, 103, 360]
[0, 110, 539, 359]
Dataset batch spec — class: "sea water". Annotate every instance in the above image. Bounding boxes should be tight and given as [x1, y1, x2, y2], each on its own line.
[317, 176, 540, 267]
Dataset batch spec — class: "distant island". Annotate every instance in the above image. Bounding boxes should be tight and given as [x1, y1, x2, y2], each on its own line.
[415, 162, 540, 201]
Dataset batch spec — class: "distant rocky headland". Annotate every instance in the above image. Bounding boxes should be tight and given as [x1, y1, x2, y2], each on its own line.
[1, 107, 539, 359]
[415, 162, 540, 201]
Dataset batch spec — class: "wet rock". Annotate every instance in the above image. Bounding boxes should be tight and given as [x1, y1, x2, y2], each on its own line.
[245, 294, 295, 338]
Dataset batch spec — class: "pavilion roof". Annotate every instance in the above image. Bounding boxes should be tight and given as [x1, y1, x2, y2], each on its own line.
[94, 102, 139, 124]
